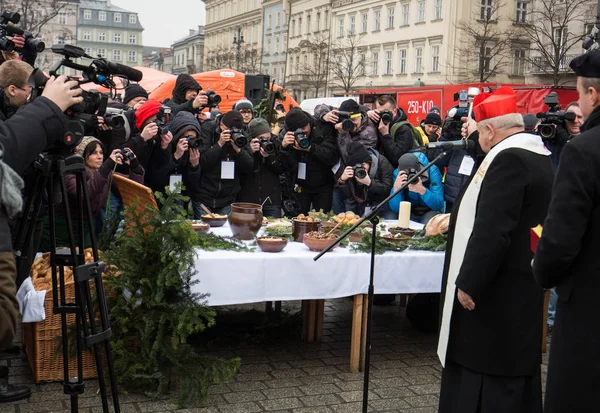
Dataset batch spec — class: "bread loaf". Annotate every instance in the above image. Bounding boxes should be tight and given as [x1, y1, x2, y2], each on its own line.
[425, 214, 451, 236]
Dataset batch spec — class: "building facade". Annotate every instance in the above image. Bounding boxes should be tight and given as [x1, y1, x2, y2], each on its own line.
[76, 0, 144, 68]
[172, 26, 205, 74]
[262, 0, 288, 85]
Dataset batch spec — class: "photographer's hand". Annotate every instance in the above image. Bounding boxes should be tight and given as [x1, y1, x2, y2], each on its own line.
[322, 110, 339, 124]
[393, 171, 408, 191]
[378, 120, 390, 136]
[293, 142, 311, 152]
[8, 35, 24, 49]
[340, 166, 354, 183]
[192, 91, 209, 109]
[250, 138, 260, 153]
[160, 131, 173, 150]
[41, 76, 83, 112]
[282, 132, 295, 148]
[218, 130, 231, 147]
[109, 149, 123, 165]
[367, 110, 380, 123]
[123, 147, 136, 165]
[97, 116, 112, 131]
[174, 139, 188, 160]
[141, 122, 158, 141]
[356, 173, 371, 186]
[408, 177, 426, 195]
[189, 148, 200, 167]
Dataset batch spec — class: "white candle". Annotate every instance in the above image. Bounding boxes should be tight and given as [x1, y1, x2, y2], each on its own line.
[398, 201, 411, 228]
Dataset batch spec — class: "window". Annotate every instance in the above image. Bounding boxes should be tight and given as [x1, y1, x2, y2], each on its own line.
[54, 35, 65, 44]
[307, 14, 311, 31]
[512, 49, 525, 75]
[385, 51, 393, 74]
[276, 35, 280, 53]
[268, 14, 272, 28]
[299, 17, 302, 34]
[316, 12, 321, 30]
[291, 20, 295, 37]
[114, 33, 121, 43]
[83, 31, 91, 40]
[480, 0, 493, 20]
[267, 37, 272, 53]
[415, 47, 423, 72]
[585, 23, 595, 36]
[350, 15, 355, 34]
[113, 49, 121, 61]
[277, 12, 281, 26]
[516, 1, 527, 23]
[129, 34, 136, 44]
[435, 0, 443, 20]
[359, 53, 366, 76]
[114, 13, 122, 23]
[325, 9, 329, 27]
[371, 52, 379, 75]
[58, 12, 67, 25]
[374, 10, 381, 31]
[431, 45, 440, 72]
[387, 7, 394, 28]
[99, 11, 106, 21]
[554, 27, 568, 67]
[128, 50, 137, 62]
[273, 67, 278, 83]
[399, 48, 407, 73]
[84, 47, 92, 55]
[83, 10, 91, 20]
[361, 13, 368, 33]
[98, 32, 106, 42]
[477, 46, 492, 72]
[97, 48, 106, 58]
[417, 1, 425, 22]
[129, 14, 136, 24]
[402, 4, 410, 25]
[338, 17, 344, 37]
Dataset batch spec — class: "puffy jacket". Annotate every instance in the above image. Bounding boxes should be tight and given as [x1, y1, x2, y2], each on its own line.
[388, 152, 445, 214]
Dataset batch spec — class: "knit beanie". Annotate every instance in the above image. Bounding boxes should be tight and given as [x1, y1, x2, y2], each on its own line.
[135, 99, 162, 130]
[75, 136, 102, 157]
[346, 142, 371, 166]
[234, 99, 254, 111]
[248, 118, 271, 138]
[123, 84, 148, 105]
[221, 110, 245, 129]
[339, 99, 360, 114]
[424, 113, 442, 126]
[285, 108, 310, 131]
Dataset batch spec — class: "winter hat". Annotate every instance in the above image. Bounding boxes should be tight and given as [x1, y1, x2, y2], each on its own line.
[339, 99, 360, 114]
[170, 111, 202, 140]
[234, 99, 254, 111]
[423, 113, 442, 126]
[522, 113, 538, 131]
[397, 153, 429, 185]
[248, 118, 271, 138]
[135, 99, 162, 130]
[172, 74, 202, 104]
[285, 108, 310, 131]
[123, 84, 148, 105]
[429, 106, 441, 114]
[346, 142, 371, 166]
[221, 110, 245, 129]
[75, 136, 102, 157]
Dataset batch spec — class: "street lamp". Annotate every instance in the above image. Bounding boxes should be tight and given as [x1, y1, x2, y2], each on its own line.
[232, 27, 245, 71]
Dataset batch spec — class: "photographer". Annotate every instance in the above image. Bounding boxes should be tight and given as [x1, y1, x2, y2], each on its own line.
[0, 75, 83, 401]
[234, 99, 254, 126]
[195, 110, 254, 216]
[367, 94, 424, 168]
[0, 60, 33, 120]
[388, 152, 445, 224]
[237, 118, 286, 218]
[337, 142, 393, 217]
[544, 102, 584, 171]
[419, 112, 442, 144]
[163, 74, 208, 116]
[130, 99, 173, 172]
[279, 108, 339, 214]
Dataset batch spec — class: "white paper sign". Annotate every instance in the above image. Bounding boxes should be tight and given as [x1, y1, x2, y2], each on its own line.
[169, 174, 182, 192]
[331, 159, 342, 175]
[221, 161, 235, 180]
[298, 162, 307, 180]
[458, 155, 475, 176]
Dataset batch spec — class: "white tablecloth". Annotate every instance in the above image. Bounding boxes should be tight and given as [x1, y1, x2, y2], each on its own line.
[192, 220, 445, 306]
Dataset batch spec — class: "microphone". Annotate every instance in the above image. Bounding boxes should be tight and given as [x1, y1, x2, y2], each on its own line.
[427, 139, 474, 151]
[106, 62, 143, 82]
[2, 24, 24, 36]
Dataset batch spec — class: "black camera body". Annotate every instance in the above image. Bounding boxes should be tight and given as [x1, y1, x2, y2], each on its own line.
[203, 89, 222, 109]
[230, 127, 249, 147]
[259, 138, 275, 155]
[120, 149, 135, 161]
[293, 128, 310, 149]
[154, 106, 171, 136]
[102, 108, 126, 128]
[0, 11, 21, 52]
[406, 168, 418, 182]
[536, 92, 576, 140]
[185, 135, 203, 149]
[20, 30, 45, 54]
[337, 111, 357, 132]
[353, 164, 367, 180]
[379, 110, 393, 125]
[442, 90, 470, 139]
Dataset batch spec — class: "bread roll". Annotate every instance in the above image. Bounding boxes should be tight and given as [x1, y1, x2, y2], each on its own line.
[425, 214, 451, 236]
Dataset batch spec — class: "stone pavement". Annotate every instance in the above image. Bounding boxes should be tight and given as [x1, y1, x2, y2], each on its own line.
[1, 297, 550, 413]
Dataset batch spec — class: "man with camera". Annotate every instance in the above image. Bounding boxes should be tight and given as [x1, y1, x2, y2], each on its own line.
[0, 75, 83, 402]
[279, 108, 339, 214]
[419, 112, 442, 144]
[0, 60, 32, 120]
[163, 74, 208, 116]
[540, 100, 583, 171]
[130, 99, 174, 172]
[195, 110, 254, 217]
[236, 118, 286, 218]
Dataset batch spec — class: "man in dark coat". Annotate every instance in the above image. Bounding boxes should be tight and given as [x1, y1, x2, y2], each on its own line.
[163, 74, 208, 115]
[437, 87, 554, 413]
[532, 51, 600, 413]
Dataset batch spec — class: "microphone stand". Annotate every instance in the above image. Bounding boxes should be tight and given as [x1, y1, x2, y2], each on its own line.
[314, 149, 452, 413]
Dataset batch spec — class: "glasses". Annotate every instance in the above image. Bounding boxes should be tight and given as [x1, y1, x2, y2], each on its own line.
[239, 109, 253, 115]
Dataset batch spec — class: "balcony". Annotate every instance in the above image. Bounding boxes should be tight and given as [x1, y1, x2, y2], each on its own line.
[530, 54, 578, 75]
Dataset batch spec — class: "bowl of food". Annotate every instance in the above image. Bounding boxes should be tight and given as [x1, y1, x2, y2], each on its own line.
[292, 214, 321, 242]
[303, 231, 338, 252]
[257, 236, 288, 253]
[190, 220, 210, 233]
[388, 227, 416, 238]
[382, 233, 411, 244]
[201, 213, 228, 227]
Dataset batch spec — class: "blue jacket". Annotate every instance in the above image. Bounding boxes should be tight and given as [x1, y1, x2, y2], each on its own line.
[388, 152, 445, 213]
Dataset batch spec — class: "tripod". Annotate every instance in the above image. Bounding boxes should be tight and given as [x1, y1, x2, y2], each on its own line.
[13, 151, 120, 413]
[314, 149, 451, 413]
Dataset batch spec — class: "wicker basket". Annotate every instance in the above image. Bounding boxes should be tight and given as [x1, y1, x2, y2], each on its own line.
[23, 277, 101, 383]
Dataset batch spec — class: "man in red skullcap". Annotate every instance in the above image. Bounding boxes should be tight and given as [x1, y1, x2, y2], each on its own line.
[437, 86, 554, 413]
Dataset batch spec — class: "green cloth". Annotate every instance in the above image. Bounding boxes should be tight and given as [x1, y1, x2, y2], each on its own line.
[40, 214, 92, 252]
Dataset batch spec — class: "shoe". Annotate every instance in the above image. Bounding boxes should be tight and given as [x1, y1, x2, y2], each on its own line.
[0, 377, 31, 403]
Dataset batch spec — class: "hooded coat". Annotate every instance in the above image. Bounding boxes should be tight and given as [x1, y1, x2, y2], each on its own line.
[163, 74, 202, 115]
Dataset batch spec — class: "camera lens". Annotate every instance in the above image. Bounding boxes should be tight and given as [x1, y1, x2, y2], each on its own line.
[342, 119, 355, 132]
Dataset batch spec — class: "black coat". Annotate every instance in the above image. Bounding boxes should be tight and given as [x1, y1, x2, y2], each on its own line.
[441, 143, 554, 377]
[377, 110, 415, 168]
[532, 106, 600, 412]
[236, 147, 287, 206]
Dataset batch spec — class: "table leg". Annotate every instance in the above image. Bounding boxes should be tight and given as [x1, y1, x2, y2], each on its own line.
[315, 300, 325, 342]
[542, 290, 550, 354]
[301, 300, 309, 340]
[360, 294, 368, 372]
[350, 294, 364, 373]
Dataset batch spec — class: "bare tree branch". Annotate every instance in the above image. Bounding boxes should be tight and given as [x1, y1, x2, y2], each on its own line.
[296, 32, 330, 98]
[329, 32, 366, 95]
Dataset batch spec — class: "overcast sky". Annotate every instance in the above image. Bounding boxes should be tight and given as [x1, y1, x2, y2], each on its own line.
[110, 0, 207, 47]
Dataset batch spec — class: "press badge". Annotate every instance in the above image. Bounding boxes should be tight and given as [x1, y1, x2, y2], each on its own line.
[298, 162, 307, 180]
[169, 174, 182, 192]
[458, 155, 475, 176]
[221, 161, 235, 179]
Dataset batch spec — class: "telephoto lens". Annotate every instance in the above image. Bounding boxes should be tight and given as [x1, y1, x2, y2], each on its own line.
[230, 127, 249, 147]
[293, 129, 310, 149]
[259, 138, 275, 154]
[353, 164, 367, 180]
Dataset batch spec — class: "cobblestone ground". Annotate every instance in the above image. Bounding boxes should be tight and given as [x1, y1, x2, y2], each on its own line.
[1, 297, 550, 413]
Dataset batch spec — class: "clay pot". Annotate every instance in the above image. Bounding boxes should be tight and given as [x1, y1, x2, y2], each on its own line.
[292, 219, 321, 242]
[228, 203, 263, 240]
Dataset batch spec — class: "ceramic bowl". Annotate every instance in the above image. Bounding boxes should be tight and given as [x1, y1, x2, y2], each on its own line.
[292, 219, 321, 242]
[381, 234, 410, 244]
[388, 227, 416, 237]
[201, 215, 228, 227]
[256, 236, 288, 253]
[190, 220, 210, 233]
[303, 232, 338, 252]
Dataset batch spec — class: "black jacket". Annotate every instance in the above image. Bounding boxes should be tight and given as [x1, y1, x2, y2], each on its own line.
[163, 74, 202, 116]
[237, 145, 287, 206]
[195, 119, 254, 208]
[0, 90, 17, 121]
[532, 106, 600, 412]
[441, 142, 554, 377]
[378, 110, 416, 168]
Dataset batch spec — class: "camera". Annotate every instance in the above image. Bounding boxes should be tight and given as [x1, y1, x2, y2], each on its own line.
[293, 128, 310, 149]
[337, 111, 357, 132]
[119, 149, 135, 161]
[230, 127, 249, 147]
[20, 30, 45, 53]
[154, 106, 171, 136]
[406, 168, 418, 182]
[353, 164, 367, 180]
[259, 137, 275, 155]
[103, 108, 126, 128]
[0, 11, 21, 52]
[536, 92, 577, 140]
[184, 135, 203, 149]
[203, 89, 221, 108]
[442, 90, 470, 138]
[379, 110, 393, 125]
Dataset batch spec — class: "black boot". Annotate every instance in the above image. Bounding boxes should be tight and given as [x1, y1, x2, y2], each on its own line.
[0, 374, 31, 403]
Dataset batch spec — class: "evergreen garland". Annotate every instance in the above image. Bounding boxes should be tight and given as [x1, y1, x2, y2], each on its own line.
[102, 187, 239, 407]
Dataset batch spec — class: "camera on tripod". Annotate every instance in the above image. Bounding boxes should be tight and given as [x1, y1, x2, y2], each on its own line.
[443, 90, 470, 138]
[536, 92, 576, 140]
[337, 111, 358, 132]
[353, 164, 367, 180]
[203, 89, 221, 108]
[230, 127, 249, 147]
[293, 128, 310, 149]
[259, 137, 275, 154]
